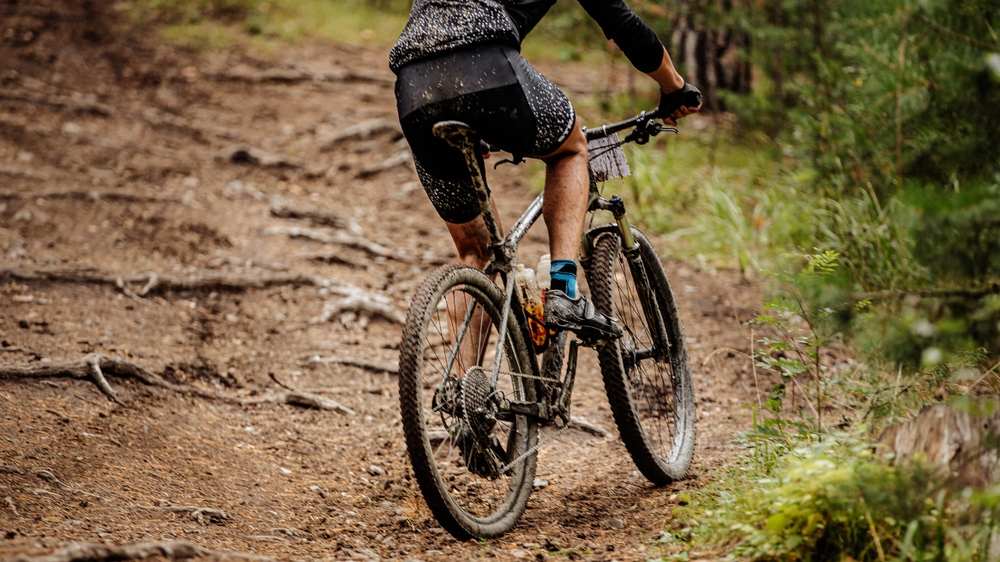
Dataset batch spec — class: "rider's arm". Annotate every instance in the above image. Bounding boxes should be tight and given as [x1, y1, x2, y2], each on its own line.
[576, 0, 698, 119]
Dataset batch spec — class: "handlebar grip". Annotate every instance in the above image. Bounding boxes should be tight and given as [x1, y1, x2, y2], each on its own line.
[654, 83, 703, 119]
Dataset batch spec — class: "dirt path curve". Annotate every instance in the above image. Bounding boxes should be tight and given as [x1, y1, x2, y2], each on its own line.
[0, 7, 760, 560]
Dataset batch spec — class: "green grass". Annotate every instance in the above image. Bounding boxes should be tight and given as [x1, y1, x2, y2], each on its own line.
[121, 0, 409, 52]
[585, 119, 816, 273]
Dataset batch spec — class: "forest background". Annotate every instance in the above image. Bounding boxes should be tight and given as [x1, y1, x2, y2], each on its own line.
[114, 0, 1000, 559]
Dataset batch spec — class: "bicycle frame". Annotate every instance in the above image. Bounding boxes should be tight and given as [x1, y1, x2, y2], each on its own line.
[430, 114, 676, 425]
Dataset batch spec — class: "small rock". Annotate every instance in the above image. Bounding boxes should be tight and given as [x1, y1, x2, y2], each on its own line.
[62, 122, 83, 136]
[367, 465, 386, 476]
[510, 549, 529, 558]
[608, 517, 625, 529]
[532, 478, 549, 489]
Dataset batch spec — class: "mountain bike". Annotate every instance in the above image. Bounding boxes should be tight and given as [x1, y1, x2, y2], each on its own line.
[397, 111, 696, 540]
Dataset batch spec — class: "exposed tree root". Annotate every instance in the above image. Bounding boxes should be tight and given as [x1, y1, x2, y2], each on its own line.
[1, 265, 400, 329]
[140, 108, 243, 142]
[263, 225, 406, 261]
[4, 495, 18, 517]
[215, 144, 303, 168]
[34, 468, 101, 500]
[0, 353, 355, 414]
[0, 265, 360, 296]
[316, 118, 401, 149]
[206, 65, 393, 86]
[356, 150, 412, 178]
[0, 165, 51, 181]
[136, 505, 229, 524]
[297, 250, 368, 269]
[0, 89, 114, 116]
[268, 196, 361, 233]
[310, 294, 406, 325]
[308, 355, 398, 375]
[4, 540, 276, 562]
[0, 188, 186, 204]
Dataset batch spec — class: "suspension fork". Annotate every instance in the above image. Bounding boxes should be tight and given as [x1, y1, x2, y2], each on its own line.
[588, 195, 671, 358]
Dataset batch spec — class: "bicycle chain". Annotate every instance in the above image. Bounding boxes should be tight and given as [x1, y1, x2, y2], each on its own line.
[498, 423, 568, 475]
[455, 368, 568, 477]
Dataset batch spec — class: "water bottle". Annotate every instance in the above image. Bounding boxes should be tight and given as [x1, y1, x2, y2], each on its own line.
[515, 264, 547, 348]
[536, 254, 551, 290]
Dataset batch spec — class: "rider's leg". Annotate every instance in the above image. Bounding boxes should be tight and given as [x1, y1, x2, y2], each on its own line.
[444, 197, 503, 372]
[539, 118, 589, 267]
[445, 196, 502, 270]
[539, 119, 623, 340]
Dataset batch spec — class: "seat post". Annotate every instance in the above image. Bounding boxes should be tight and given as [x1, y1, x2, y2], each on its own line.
[432, 121, 508, 268]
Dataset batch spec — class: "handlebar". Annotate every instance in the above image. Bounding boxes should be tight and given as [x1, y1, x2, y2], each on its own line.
[584, 112, 678, 145]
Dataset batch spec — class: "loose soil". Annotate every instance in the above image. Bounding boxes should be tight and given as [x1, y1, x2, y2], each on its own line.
[0, 3, 767, 560]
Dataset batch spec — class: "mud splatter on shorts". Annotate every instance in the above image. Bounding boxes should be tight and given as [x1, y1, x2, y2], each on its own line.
[395, 43, 574, 224]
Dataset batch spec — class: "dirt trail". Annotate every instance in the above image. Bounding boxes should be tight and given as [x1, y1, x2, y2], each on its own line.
[0, 5, 762, 560]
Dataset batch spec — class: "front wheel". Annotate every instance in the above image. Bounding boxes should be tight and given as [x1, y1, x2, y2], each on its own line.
[585, 227, 695, 484]
[398, 264, 538, 539]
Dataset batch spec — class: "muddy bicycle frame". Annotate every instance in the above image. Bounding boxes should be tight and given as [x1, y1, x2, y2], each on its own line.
[431, 112, 677, 428]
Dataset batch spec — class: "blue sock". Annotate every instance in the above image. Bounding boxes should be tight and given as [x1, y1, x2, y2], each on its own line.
[550, 260, 578, 298]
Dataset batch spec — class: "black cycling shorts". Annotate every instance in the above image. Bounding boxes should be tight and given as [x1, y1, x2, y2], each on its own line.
[395, 43, 575, 224]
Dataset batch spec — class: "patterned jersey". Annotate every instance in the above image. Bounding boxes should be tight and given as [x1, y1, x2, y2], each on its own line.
[389, 0, 521, 73]
[389, 0, 663, 74]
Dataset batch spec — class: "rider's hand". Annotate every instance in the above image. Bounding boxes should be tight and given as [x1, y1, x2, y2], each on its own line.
[656, 82, 703, 125]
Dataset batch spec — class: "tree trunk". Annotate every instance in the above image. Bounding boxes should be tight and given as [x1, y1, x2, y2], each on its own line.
[878, 396, 1000, 488]
[669, 0, 751, 112]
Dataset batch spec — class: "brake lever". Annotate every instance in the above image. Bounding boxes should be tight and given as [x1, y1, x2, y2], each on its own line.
[622, 120, 680, 145]
[650, 124, 679, 136]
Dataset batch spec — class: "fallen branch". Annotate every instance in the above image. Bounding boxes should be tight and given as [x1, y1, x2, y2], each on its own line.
[136, 504, 229, 524]
[569, 416, 612, 438]
[4, 540, 276, 562]
[309, 355, 398, 375]
[243, 392, 355, 415]
[263, 225, 406, 261]
[269, 196, 362, 233]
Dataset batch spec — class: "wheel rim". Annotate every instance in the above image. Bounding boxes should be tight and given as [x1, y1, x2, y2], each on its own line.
[416, 282, 532, 522]
[610, 252, 680, 464]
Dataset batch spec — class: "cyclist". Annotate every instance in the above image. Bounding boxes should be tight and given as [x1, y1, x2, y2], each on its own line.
[390, 0, 701, 342]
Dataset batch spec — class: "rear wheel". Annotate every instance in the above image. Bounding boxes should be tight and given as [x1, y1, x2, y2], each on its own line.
[585, 227, 695, 484]
[398, 264, 538, 539]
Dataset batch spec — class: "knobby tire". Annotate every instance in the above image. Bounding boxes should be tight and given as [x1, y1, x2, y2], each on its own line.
[586, 226, 695, 484]
[398, 264, 538, 539]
